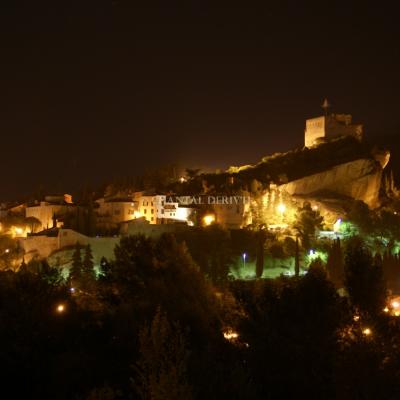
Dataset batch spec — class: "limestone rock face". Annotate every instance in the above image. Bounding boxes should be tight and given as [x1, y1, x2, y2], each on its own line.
[280, 158, 384, 208]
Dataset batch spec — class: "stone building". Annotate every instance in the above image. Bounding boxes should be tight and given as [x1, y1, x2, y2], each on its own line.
[25, 194, 75, 231]
[304, 113, 363, 147]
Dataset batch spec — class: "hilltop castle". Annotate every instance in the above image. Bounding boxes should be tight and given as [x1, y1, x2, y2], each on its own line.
[304, 112, 363, 147]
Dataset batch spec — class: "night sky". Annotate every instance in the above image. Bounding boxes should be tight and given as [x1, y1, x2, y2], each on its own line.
[1, 1, 399, 201]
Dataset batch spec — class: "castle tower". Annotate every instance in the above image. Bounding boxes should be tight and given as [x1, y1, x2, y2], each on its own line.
[304, 104, 363, 147]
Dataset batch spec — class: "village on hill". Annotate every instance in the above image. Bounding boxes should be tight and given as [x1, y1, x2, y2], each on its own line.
[1, 108, 399, 293]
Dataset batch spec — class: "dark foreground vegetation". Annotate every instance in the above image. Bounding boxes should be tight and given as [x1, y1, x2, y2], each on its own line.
[1, 234, 400, 400]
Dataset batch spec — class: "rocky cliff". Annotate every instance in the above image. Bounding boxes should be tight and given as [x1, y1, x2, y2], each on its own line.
[280, 158, 384, 208]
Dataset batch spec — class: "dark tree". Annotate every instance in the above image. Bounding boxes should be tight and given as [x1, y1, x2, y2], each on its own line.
[294, 236, 300, 277]
[83, 244, 95, 279]
[255, 230, 265, 278]
[344, 237, 386, 315]
[326, 238, 344, 288]
[133, 308, 192, 400]
[99, 256, 111, 280]
[70, 242, 83, 283]
[294, 202, 323, 250]
[347, 200, 374, 235]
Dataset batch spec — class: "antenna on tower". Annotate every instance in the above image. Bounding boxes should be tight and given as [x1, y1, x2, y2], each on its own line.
[322, 98, 330, 116]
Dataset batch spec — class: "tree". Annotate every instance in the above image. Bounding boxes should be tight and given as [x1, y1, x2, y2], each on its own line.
[112, 234, 220, 341]
[294, 236, 300, 277]
[344, 237, 386, 315]
[267, 241, 285, 269]
[326, 238, 344, 288]
[83, 244, 95, 280]
[70, 242, 83, 283]
[255, 230, 266, 278]
[293, 202, 323, 250]
[133, 308, 192, 400]
[99, 256, 111, 280]
[347, 200, 374, 234]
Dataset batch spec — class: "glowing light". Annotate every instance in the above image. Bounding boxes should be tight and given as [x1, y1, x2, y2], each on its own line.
[203, 214, 215, 226]
[223, 329, 239, 341]
[312, 205, 318, 211]
[333, 218, 342, 233]
[133, 211, 142, 219]
[309, 249, 315, 256]
[179, 177, 186, 183]
[70, 287, 75, 293]
[14, 227, 23, 235]
[383, 307, 389, 313]
[353, 315, 360, 322]
[277, 203, 286, 214]
[395, 311, 400, 317]
[391, 301, 399, 309]
[242, 253, 247, 260]
[5, 249, 9, 254]
[56, 304, 65, 313]
[362, 327, 372, 336]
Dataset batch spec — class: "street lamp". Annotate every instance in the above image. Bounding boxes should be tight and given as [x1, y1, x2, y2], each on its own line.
[242, 253, 247, 270]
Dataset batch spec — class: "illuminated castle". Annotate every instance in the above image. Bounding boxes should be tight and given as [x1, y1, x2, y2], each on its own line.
[304, 100, 363, 147]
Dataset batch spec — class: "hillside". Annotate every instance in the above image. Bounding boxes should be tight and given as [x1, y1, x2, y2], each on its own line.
[200, 136, 385, 192]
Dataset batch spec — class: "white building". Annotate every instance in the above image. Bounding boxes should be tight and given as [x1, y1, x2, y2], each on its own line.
[138, 195, 192, 224]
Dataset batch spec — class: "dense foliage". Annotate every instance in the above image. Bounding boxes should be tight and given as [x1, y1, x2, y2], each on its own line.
[0, 234, 400, 399]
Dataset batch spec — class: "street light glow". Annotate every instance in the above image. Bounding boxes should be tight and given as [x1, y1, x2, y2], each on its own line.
[56, 304, 65, 313]
[223, 329, 239, 341]
[391, 301, 399, 309]
[277, 203, 286, 214]
[203, 214, 215, 226]
[362, 327, 372, 336]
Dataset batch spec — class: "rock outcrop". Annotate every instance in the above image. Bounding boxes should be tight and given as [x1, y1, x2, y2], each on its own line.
[280, 158, 385, 208]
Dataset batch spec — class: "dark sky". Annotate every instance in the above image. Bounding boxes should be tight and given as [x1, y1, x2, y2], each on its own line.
[1, 1, 399, 201]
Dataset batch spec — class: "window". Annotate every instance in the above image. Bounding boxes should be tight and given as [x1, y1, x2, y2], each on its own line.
[144, 209, 147, 214]
[151, 208, 154, 214]
[161, 201, 164, 206]
[151, 217, 154, 221]
[161, 209, 164, 214]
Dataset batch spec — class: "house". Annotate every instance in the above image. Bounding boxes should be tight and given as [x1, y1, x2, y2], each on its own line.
[138, 195, 193, 224]
[95, 197, 138, 229]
